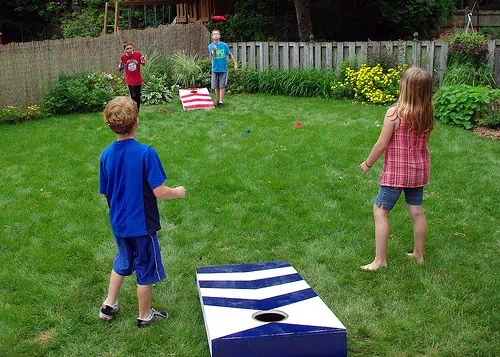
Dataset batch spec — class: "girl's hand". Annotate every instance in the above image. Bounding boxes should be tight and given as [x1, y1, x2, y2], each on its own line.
[359, 161, 371, 174]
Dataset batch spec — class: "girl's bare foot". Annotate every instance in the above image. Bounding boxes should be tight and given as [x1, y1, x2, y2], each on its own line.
[360, 261, 387, 271]
[406, 253, 424, 264]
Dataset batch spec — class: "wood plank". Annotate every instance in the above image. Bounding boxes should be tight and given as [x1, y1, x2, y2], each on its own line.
[437, 40, 448, 85]
[396, 41, 406, 66]
[315, 43, 322, 69]
[256, 42, 263, 71]
[494, 40, 500, 87]
[271, 42, 279, 68]
[248, 42, 256, 68]
[263, 42, 269, 70]
[348, 42, 355, 58]
[359, 42, 367, 65]
[291, 42, 299, 68]
[281, 42, 289, 69]
[325, 42, 333, 69]
[241, 41, 247, 67]
[232, 43, 238, 64]
[336, 42, 344, 72]
[428, 41, 435, 77]
[488, 40, 496, 68]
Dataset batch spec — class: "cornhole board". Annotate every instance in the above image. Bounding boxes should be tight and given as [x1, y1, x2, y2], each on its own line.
[179, 88, 215, 111]
[196, 261, 347, 357]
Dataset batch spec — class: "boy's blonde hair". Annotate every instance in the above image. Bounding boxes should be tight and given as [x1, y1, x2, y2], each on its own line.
[123, 41, 133, 49]
[396, 67, 434, 134]
[104, 96, 138, 135]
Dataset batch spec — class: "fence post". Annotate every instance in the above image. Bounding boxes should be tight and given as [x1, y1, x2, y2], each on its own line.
[336, 42, 344, 72]
[262, 42, 269, 70]
[281, 42, 289, 69]
[325, 42, 333, 69]
[437, 40, 448, 86]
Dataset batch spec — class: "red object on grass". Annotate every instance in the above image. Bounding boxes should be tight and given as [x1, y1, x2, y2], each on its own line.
[294, 121, 303, 128]
[212, 15, 227, 22]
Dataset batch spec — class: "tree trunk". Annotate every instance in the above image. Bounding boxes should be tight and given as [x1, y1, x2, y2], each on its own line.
[294, 0, 313, 41]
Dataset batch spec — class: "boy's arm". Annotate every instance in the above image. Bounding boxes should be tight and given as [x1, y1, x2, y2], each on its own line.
[153, 185, 186, 200]
[360, 108, 397, 174]
[229, 53, 238, 71]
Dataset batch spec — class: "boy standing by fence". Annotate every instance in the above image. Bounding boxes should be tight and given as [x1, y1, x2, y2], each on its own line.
[99, 96, 186, 327]
[208, 29, 238, 108]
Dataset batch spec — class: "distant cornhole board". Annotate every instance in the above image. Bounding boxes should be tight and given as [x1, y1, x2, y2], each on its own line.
[196, 261, 347, 357]
[179, 88, 215, 111]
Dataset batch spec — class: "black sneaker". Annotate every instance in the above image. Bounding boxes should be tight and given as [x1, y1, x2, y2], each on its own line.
[219, 102, 224, 108]
[137, 308, 168, 328]
[99, 301, 120, 321]
[216, 101, 222, 108]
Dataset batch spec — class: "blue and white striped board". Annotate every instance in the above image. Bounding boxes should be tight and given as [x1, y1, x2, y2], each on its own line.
[196, 261, 347, 357]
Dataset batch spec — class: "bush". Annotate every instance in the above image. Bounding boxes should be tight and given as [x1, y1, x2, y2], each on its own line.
[229, 67, 336, 98]
[141, 75, 174, 105]
[140, 51, 173, 81]
[434, 85, 490, 129]
[0, 105, 44, 124]
[478, 89, 500, 129]
[443, 62, 493, 87]
[333, 63, 407, 104]
[43, 72, 124, 115]
[170, 52, 210, 88]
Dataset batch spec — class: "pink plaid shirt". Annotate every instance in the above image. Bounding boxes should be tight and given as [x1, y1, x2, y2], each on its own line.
[379, 119, 430, 188]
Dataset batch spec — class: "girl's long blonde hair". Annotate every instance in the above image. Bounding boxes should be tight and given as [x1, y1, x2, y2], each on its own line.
[395, 67, 434, 134]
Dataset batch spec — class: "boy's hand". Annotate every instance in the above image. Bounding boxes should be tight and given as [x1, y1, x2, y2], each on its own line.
[359, 162, 371, 174]
[175, 186, 186, 199]
[234, 63, 238, 71]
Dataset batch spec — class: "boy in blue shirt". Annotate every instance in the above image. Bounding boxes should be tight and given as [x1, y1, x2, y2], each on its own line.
[99, 96, 186, 328]
[208, 28, 238, 108]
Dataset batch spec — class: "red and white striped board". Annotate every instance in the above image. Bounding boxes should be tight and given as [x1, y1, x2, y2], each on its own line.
[179, 88, 215, 111]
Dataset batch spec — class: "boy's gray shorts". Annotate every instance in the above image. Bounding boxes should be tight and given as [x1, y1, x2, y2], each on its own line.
[211, 72, 228, 89]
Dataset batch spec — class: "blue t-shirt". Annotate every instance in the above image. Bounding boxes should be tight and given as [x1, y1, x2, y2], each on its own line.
[99, 139, 167, 237]
[208, 41, 231, 73]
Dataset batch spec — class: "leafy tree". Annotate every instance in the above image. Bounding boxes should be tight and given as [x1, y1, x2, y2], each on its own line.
[0, 0, 58, 42]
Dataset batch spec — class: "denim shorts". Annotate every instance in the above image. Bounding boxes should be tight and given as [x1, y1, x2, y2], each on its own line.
[375, 186, 424, 211]
[113, 233, 166, 285]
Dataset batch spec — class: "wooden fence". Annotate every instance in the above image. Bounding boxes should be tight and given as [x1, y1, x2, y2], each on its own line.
[228, 40, 500, 86]
[0, 23, 210, 108]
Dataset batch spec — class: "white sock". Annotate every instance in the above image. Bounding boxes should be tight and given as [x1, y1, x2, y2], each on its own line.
[104, 300, 118, 309]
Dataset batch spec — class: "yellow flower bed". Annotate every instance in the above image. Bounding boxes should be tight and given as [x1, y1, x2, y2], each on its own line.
[333, 64, 407, 104]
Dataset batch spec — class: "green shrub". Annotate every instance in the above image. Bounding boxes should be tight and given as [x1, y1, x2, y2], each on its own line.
[227, 64, 259, 94]
[229, 67, 336, 98]
[141, 75, 174, 105]
[0, 106, 25, 124]
[141, 51, 173, 81]
[338, 57, 359, 82]
[443, 62, 493, 87]
[0, 105, 44, 124]
[43, 72, 119, 115]
[478, 89, 500, 129]
[170, 52, 209, 88]
[434, 85, 490, 129]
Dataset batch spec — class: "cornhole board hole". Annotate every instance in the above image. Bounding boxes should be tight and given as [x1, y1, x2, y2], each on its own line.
[179, 88, 215, 111]
[196, 261, 347, 357]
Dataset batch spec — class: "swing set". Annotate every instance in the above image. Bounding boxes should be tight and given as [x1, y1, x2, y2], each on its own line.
[101, 0, 194, 35]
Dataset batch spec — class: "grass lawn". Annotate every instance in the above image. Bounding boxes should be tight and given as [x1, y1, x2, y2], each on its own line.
[0, 94, 499, 357]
